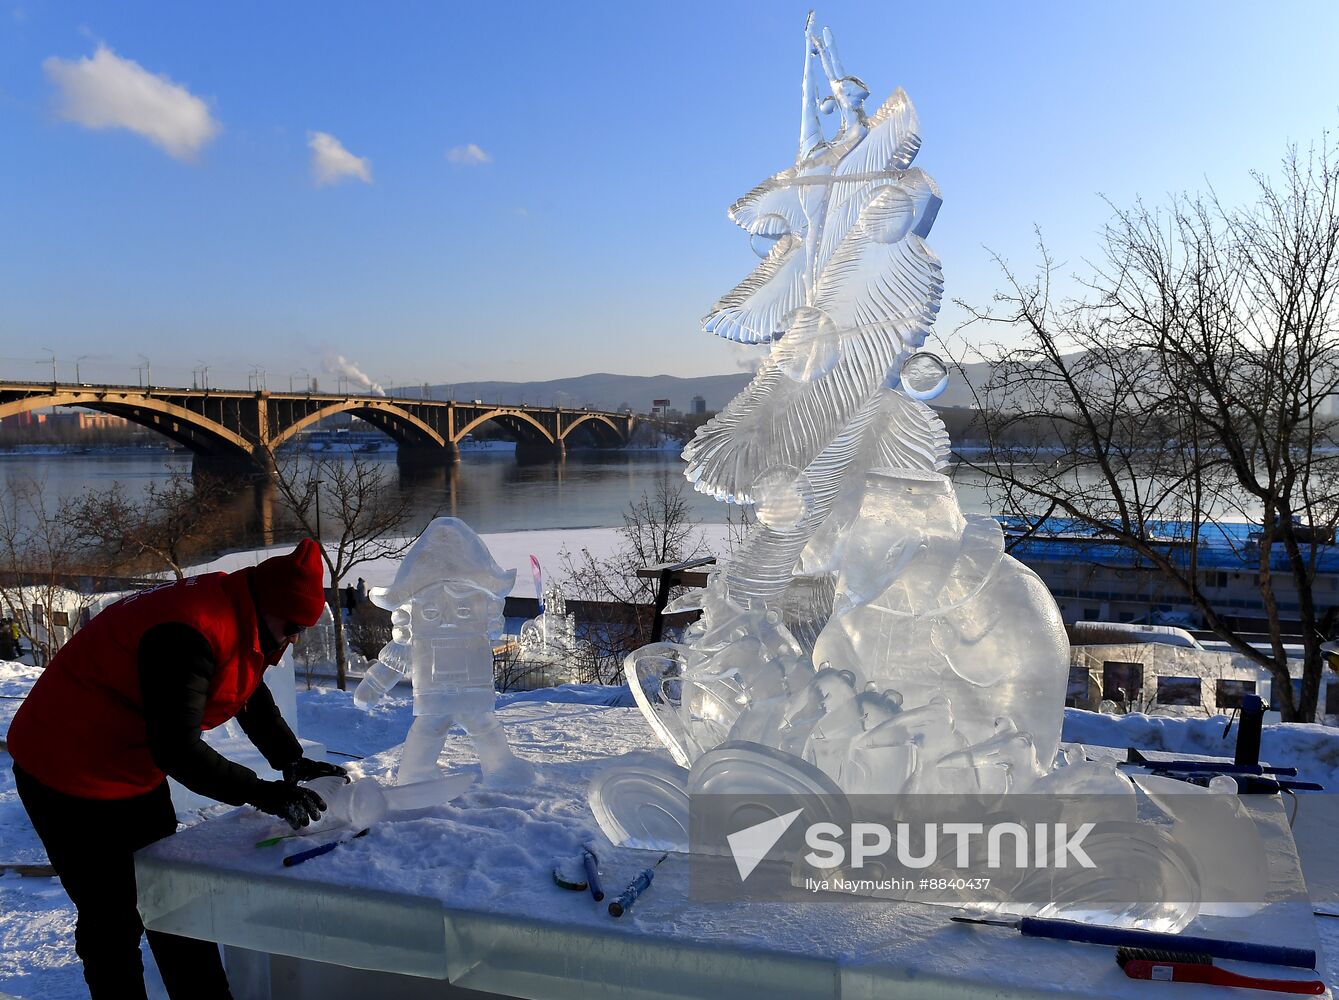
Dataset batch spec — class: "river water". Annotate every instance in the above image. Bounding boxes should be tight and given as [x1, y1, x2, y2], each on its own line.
[0, 447, 1002, 545]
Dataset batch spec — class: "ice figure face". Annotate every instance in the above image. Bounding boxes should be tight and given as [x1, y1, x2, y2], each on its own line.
[407, 581, 505, 638]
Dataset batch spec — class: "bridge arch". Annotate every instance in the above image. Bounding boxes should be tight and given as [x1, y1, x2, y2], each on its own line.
[268, 400, 446, 451]
[453, 409, 558, 445]
[558, 412, 630, 447]
[0, 390, 254, 461]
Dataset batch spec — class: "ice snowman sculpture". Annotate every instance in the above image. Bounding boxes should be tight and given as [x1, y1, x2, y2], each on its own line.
[354, 517, 532, 785]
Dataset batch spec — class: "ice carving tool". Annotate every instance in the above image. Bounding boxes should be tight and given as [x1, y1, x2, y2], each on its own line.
[583, 847, 605, 902]
[1117, 947, 1324, 993]
[608, 852, 668, 918]
[551, 862, 587, 892]
[950, 916, 1317, 969]
[283, 828, 369, 867]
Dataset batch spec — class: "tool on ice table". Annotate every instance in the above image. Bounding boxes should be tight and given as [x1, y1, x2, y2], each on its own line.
[951, 915, 1317, 969]
[1117, 947, 1324, 994]
[608, 852, 668, 918]
[552, 857, 588, 891]
[582, 846, 604, 902]
[283, 828, 369, 867]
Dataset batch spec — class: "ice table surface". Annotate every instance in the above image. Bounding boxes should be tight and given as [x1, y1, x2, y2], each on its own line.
[137, 704, 1332, 999]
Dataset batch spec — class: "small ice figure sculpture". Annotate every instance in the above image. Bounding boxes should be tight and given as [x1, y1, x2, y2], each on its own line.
[597, 14, 1073, 820]
[353, 517, 532, 785]
[517, 581, 592, 664]
[296, 772, 476, 838]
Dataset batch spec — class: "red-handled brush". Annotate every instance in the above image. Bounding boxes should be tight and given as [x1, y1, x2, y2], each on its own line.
[1117, 948, 1325, 994]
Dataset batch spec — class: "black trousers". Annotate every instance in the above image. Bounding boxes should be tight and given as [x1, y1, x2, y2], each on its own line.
[13, 763, 233, 1000]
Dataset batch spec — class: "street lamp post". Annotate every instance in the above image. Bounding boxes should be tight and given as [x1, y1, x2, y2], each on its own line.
[290, 368, 311, 393]
[138, 354, 151, 388]
[75, 355, 90, 384]
[310, 479, 324, 545]
[39, 348, 56, 384]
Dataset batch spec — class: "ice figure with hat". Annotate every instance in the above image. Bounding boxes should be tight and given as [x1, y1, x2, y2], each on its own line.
[355, 517, 533, 785]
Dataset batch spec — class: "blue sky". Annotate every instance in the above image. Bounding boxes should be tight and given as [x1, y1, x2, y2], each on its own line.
[3, 2, 1339, 390]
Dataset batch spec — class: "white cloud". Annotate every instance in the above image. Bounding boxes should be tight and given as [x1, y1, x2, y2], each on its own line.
[446, 143, 491, 166]
[43, 45, 219, 161]
[308, 130, 372, 187]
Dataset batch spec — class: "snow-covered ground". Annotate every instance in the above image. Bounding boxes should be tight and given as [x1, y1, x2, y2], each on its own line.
[5, 656, 1339, 998]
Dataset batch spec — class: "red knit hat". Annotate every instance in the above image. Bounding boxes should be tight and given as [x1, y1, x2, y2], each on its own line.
[250, 538, 327, 627]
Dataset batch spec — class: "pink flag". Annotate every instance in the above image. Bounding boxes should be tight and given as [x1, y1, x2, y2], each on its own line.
[530, 555, 543, 611]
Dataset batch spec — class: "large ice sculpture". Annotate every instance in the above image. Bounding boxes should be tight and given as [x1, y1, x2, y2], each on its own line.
[600, 15, 1069, 806]
[354, 517, 532, 785]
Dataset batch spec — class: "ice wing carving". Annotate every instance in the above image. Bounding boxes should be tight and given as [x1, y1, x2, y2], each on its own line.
[685, 230, 943, 503]
[721, 395, 881, 605]
[727, 167, 812, 237]
[818, 88, 924, 269]
[702, 234, 808, 344]
[868, 391, 950, 472]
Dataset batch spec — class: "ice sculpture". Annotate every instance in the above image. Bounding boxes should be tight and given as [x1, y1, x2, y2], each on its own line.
[517, 582, 594, 666]
[353, 517, 533, 785]
[596, 15, 1069, 810]
[295, 772, 476, 838]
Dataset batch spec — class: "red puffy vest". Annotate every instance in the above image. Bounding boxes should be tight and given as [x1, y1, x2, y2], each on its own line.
[7, 570, 267, 799]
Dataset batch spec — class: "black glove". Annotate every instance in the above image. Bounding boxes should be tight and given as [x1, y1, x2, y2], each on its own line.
[282, 757, 349, 785]
[250, 781, 328, 830]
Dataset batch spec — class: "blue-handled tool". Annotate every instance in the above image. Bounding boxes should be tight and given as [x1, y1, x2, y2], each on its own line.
[283, 828, 369, 868]
[952, 915, 1316, 970]
[608, 852, 668, 917]
[582, 847, 604, 902]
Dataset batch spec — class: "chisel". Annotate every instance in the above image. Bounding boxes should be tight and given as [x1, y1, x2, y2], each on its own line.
[952, 915, 1316, 969]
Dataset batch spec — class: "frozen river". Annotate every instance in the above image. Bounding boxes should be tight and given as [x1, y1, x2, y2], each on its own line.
[0, 447, 1002, 542]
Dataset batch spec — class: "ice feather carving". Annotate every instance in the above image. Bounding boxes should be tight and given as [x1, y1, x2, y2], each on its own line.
[722, 396, 881, 605]
[702, 234, 808, 344]
[852, 87, 922, 174]
[817, 89, 923, 269]
[727, 166, 813, 236]
[870, 393, 951, 472]
[685, 232, 942, 502]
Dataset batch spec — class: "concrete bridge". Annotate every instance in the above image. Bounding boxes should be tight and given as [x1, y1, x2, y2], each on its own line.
[0, 380, 636, 472]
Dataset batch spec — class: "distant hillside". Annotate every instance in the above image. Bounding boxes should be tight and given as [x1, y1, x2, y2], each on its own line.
[418, 361, 993, 414]
[423, 373, 751, 412]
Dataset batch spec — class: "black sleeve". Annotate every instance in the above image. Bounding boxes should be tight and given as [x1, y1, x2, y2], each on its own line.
[234, 680, 302, 773]
[137, 622, 264, 807]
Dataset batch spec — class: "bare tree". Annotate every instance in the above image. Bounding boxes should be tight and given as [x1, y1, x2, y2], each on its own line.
[559, 475, 709, 683]
[267, 453, 422, 690]
[0, 478, 99, 663]
[958, 140, 1339, 721]
[68, 470, 235, 579]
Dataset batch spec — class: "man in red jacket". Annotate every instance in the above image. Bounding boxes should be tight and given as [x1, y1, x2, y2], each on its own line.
[7, 538, 347, 1000]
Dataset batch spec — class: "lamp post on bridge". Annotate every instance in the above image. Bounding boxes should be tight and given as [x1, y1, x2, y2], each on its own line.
[38, 348, 56, 385]
[308, 478, 324, 546]
[137, 354, 152, 388]
[75, 355, 90, 384]
[289, 369, 311, 394]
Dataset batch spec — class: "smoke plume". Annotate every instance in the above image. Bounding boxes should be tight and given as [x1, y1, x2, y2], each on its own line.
[325, 354, 386, 396]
